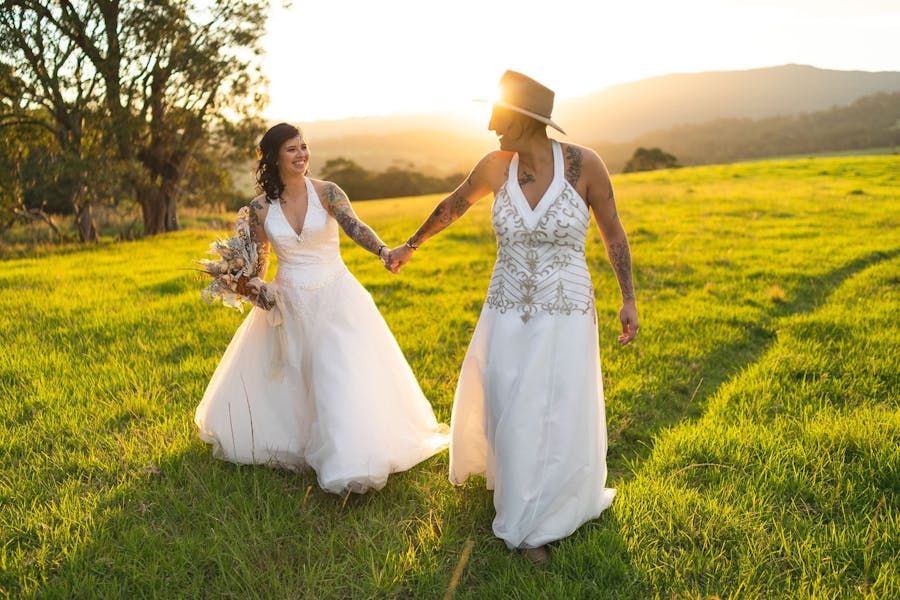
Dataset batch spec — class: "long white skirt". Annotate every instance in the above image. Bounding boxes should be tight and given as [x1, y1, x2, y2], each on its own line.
[449, 306, 615, 549]
[195, 268, 449, 494]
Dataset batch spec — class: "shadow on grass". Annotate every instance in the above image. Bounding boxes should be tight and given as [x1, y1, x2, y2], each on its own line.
[20, 439, 546, 597]
[29, 443, 443, 597]
[29, 439, 641, 598]
[611, 247, 900, 479]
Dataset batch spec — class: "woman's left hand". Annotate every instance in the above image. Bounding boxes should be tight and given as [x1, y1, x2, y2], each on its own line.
[618, 300, 639, 345]
[378, 245, 393, 269]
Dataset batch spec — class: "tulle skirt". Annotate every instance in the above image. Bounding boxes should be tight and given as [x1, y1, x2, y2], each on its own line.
[195, 268, 449, 494]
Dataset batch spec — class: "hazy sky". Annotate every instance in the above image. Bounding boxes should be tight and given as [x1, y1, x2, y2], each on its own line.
[262, 0, 900, 122]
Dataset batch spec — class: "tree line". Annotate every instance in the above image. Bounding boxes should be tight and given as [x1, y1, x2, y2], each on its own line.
[317, 158, 465, 201]
[0, 0, 267, 241]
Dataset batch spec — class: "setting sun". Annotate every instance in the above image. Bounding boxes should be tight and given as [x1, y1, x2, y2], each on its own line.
[262, 0, 900, 123]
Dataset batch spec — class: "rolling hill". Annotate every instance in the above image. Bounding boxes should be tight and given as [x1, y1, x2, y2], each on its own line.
[556, 63, 900, 141]
[280, 64, 900, 177]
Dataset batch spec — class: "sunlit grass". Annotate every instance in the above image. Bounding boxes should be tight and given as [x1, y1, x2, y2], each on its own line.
[1, 155, 898, 598]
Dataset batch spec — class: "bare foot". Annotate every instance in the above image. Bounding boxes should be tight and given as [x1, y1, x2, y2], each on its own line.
[521, 545, 549, 565]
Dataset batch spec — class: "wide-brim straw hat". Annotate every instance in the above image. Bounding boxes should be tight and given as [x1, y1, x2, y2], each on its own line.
[477, 70, 566, 135]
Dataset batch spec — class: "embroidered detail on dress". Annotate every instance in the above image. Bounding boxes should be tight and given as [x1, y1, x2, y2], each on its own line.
[485, 277, 515, 312]
[485, 182, 595, 323]
[542, 281, 576, 314]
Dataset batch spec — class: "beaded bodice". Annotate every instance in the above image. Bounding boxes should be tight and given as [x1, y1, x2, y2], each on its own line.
[486, 141, 595, 323]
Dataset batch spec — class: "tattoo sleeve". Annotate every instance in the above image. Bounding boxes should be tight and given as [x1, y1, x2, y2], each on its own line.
[408, 177, 474, 246]
[607, 239, 635, 301]
[324, 183, 385, 255]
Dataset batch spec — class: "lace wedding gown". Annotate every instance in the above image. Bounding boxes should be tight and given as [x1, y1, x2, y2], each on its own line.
[195, 178, 448, 494]
[449, 140, 616, 549]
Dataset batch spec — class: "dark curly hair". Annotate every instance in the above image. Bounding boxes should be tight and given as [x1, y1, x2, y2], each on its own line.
[256, 123, 306, 202]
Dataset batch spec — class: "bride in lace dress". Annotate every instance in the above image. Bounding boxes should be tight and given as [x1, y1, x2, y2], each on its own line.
[388, 72, 639, 563]
[195, 123, 449, 494]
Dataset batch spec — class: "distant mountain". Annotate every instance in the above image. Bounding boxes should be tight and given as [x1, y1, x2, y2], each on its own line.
[287, 64, 900, 176]
[557, 64, 900, 142]
[596, 90, 900, 172]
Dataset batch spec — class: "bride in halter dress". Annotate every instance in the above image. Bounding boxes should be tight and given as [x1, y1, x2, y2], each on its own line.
[194, 123, 448, 494]
[387, 71, 638, 561]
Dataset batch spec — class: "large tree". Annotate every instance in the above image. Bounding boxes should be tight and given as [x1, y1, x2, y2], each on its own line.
[0, 9, 104, 240]
[1, 0, 269, 236]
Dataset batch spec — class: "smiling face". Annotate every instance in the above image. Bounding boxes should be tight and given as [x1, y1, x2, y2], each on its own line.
[277, 134, 310, 179]
[488, 105, 514, 150]
[488, 105, 543, 151]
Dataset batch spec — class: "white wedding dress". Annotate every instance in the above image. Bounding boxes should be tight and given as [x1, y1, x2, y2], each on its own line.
[195, 178, 449, 494]
[449, 140, 616, 549]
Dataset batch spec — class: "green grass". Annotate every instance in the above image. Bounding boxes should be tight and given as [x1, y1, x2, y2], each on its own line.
[1, 155, 898, 598]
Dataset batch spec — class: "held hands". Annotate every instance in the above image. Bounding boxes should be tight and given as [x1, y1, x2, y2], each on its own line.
[377, 245, 402, 274]
[618, 299, 639, 345]
[380, 244, 415, 274]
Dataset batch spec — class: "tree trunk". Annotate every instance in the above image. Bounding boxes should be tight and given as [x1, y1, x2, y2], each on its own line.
[165, 192, 179, 232]
[71, 179, 98, 243]
[136, 179, 181, 234]
[138, 184, 167, 236]
[76, 201, 99, 242]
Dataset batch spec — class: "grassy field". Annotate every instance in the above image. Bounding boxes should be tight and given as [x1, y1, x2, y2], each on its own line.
[1, 155, 898, 598]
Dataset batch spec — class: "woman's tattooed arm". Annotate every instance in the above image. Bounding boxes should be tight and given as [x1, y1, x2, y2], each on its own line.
[582, 147, 636, 303]
[407, 176, 476, 247]
[607, 239, 635, 301]
[323, 183, 386, 256]
[248, 198, 271, 278]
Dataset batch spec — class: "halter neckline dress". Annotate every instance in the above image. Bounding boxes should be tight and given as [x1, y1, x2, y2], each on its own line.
[449, 140, 615, 548]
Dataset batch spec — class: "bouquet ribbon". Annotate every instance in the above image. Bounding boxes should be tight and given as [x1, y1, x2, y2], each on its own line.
[264, 290, 289, 381]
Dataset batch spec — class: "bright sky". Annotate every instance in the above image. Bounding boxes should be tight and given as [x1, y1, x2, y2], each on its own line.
[262, 0, 900, 122]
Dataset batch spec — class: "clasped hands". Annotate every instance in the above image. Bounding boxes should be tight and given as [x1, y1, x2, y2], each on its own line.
[378, 244, 415, 274]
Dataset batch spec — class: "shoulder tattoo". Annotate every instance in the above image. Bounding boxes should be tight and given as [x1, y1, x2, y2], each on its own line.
[565, 146, 583, 187]
[249, 199, 264, 229]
